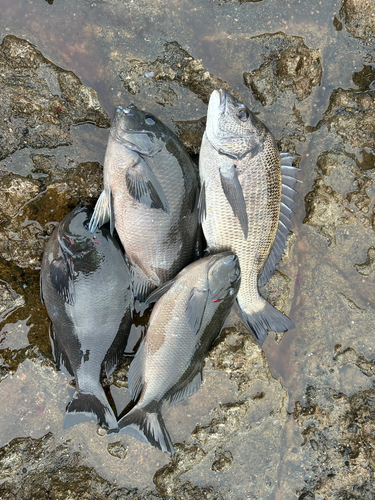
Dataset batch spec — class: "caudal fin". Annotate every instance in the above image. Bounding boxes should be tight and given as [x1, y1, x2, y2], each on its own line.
[236, 297, 294, 346]
[117, 404, 174, 455]
[63, 389, 118, 431]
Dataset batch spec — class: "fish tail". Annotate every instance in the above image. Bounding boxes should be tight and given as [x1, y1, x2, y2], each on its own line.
[63, 388, 118, 431]
[236, 296, 294, 346]
[117, 403, 174, 455]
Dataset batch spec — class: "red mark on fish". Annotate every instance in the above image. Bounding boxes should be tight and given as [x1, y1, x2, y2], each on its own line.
[295, 274, 302, 286]
[213, 299, 220, 303]
[37, 406, 44, 414]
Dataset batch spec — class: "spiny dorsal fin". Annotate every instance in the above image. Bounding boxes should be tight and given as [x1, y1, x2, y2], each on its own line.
[258, 153, 300, 287]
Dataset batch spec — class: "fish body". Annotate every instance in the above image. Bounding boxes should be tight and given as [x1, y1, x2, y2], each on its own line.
[117, 252, 241, 454]
[199, 89, 298, 345]
[41, 205, 133, 430]
[89, 105, 200, 301]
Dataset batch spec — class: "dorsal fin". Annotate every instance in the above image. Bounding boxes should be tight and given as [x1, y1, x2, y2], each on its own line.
[258, 153, 300, 287]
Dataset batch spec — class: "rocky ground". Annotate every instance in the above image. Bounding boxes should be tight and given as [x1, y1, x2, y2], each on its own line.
[1, 0, 375, 498]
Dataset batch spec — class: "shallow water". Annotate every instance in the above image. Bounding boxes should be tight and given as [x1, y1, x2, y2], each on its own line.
[1, 0, 375, 498]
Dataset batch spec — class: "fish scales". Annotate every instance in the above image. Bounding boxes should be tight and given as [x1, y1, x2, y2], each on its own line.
[41, 205, 133, 430]
[117, 252, 241, 454]
[90, 105, 199, 301]
[199, 89, 297, 345]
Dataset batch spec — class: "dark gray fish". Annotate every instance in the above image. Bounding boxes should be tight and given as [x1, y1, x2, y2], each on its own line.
[89, 105, 200, 301]
[116, 252, 240, 454]
[199, 89, 299, 346]
[40, 205, 133, 430]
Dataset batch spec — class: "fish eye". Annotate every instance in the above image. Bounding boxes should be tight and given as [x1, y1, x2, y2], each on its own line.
[145, 115, 156, 125]
[230, 274, 238, 284]
[237, 108, 249, 122]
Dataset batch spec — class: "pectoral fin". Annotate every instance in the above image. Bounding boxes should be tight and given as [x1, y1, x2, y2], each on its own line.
[198, 181, 206, 224]
[144, 278, 176, 306]
[220, 164, 248, 239]
[50, 255, 75, 306]
[89, 188, 114, 235]
[126, 159, 169, 213]
[186, 287, 209, 335]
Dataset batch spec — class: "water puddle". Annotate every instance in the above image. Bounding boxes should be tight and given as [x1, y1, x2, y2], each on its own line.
[1, 0, 375, 498]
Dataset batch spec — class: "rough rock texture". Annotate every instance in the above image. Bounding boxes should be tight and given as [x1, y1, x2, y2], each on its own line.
[119, 41, 241, 106]
[339, 0, 375, 45]
[243, 33, 322, 105]
[0, 282, 24, 323]
[304, 87, 375, 244]
[172, 116, 206, 156]
[0, 35, 109, 161]
[0, 162, 103, 269]
[322, 89, 375, 149]
[293, 383, 375, 499]
[354, 247, 375, 275]
[304, 179, 356, 247]
[0, 433, 157, 499]
[334, 345, 375, 376]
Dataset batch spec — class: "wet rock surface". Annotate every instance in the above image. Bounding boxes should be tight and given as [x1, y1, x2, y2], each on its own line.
[0, 35, 109, 162]
[1, 0, 375, 498]
[0, 433, 158, 499]
[339, 0, 375, 45]
[304, 179, 356, 247]
[119, 41, 241, 107]
[293, 382, 375, 499]
[0, 162, 103, 269]
[243, 33, 322, 105]
[321, 89, 375, 149]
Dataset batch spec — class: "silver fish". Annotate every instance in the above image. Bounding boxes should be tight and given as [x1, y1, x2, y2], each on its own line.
[199, 89, 299, 345]
[89, 105, 200, 301]
[40, 205, 133, 430]
[116, 252, 241, 454]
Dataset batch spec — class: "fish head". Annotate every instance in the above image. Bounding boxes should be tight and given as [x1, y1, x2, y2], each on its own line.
[207, 251, 241, 301]
[206, 89, 266, 160]
[58, 205, 98, 257]
[110, 105, 168, 157]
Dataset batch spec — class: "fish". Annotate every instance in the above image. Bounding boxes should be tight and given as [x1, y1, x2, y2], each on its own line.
[199, 89, 299, 346]
[116, 252, 241, 454]
[89, 105, 200, 301]
[40, 205, 133, 430]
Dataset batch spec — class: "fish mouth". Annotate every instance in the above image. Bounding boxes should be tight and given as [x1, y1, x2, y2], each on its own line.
[208, 252, 241, 298]
[110, 106, 161, 156]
